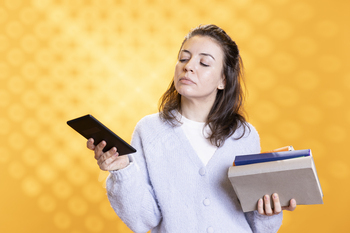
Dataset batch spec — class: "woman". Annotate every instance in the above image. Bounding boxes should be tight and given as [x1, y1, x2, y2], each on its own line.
[87, 24, 296, 233]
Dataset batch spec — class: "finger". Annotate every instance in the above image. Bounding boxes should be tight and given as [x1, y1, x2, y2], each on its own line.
[99, 153, 130, 171]
[108, 155, 129, 170]
[94, 140, 107, 160]
[87, 138, 95, 150]
[98, 155, 118, 171]
[272, 193, 282, 214]
[264, 195, 273, 216]
[257, 198, 265, 215]
[98, 147, 118, 165]
[282, 199, 297, 211]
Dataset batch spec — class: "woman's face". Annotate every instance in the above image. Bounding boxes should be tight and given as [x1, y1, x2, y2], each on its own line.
[174, 36, 225, 104]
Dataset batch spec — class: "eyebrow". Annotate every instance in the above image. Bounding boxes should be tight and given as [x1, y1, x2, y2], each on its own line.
[181, 49, 216, 61]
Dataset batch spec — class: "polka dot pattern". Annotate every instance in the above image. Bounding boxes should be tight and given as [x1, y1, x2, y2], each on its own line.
[0, 0, 349, 233]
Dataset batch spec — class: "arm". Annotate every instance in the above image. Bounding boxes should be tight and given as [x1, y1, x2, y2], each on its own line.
[87, 127, 162, 233]
[243, 124, 296, 232]
[244, 194, 296, 233]
[106, 159, 162, 232]
[244, 210, 283, 233]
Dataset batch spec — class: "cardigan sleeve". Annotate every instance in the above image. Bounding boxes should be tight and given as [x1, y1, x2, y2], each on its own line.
[243, 123, 283, 232]
[244, 211, 283, 233]
[105, 125, 162, 233]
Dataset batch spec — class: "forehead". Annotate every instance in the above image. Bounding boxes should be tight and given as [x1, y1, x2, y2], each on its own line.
[181, 36, 223, 58]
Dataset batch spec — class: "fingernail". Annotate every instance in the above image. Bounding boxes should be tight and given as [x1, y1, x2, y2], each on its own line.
[273, 194, 278, 199]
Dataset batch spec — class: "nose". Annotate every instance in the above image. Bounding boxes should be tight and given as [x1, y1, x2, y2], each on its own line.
[184, 59, 194, 73]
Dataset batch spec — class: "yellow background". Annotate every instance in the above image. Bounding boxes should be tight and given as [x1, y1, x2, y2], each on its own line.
[1, 0, 349, 232]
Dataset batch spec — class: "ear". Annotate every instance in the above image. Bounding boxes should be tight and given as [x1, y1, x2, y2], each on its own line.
[218, 75, 226, 90]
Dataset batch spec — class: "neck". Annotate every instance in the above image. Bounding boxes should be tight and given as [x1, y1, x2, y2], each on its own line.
[180, 97, 214, 122]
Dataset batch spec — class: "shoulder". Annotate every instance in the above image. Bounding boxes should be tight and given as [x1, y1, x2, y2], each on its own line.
[135, 113, 166, 129]
[227, 122, 260, 154]
[245, 122, 259, 139]
[133, 113, 174, 140]
[232, 122, 259, 139]
[131, 113, 181, 153]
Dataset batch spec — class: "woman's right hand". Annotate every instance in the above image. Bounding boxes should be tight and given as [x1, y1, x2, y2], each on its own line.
[87, 138, 130, 171]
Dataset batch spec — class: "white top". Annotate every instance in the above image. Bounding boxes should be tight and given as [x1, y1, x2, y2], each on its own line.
[179, 115, 217, 166]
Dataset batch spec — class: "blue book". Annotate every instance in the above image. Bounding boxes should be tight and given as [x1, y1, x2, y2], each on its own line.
[234, 149, 311, 166]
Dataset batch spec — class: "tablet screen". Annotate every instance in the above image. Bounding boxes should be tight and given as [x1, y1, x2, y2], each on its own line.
[67, 114, 136, 155]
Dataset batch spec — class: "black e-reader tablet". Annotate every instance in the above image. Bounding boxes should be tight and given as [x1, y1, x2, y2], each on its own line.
[67, 114, 136, 155]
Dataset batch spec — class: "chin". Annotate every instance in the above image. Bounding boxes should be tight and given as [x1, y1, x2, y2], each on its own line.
[176, 87, 194, 97]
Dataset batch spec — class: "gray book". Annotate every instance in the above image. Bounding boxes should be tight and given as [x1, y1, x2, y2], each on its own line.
[228, 150, 323, 212]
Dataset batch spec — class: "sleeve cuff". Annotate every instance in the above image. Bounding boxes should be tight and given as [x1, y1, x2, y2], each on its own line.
[109, 154, 137, 181]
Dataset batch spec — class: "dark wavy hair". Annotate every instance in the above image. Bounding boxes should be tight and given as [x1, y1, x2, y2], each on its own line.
[159, 24, 248, 147]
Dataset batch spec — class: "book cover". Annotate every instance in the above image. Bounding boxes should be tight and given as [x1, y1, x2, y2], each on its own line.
[228, 150, 323, 212]
[234, 149, 310, 166]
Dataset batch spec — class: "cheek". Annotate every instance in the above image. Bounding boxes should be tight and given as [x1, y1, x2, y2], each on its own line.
[203, 70, 220, 83]
[175, 62, 182, 73]
[174, 64, 181, 77]
[175, 63, 186, 82]
[173, 66, 181, 89]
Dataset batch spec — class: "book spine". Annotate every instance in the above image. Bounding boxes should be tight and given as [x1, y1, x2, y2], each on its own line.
[233, 146, 294, 166]
[234, 149, 311, 166]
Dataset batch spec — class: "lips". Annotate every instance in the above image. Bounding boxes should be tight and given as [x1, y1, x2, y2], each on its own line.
[179, 77, 195, 84]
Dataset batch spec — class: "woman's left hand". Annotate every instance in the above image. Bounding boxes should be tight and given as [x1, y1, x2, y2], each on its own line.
[257, 193, 296, 216]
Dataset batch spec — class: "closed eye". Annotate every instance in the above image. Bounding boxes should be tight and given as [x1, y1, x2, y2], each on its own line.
[200, 62, 209, 67]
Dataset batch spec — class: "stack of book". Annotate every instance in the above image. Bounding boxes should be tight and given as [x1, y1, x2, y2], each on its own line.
[228, 146, 323, 212]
